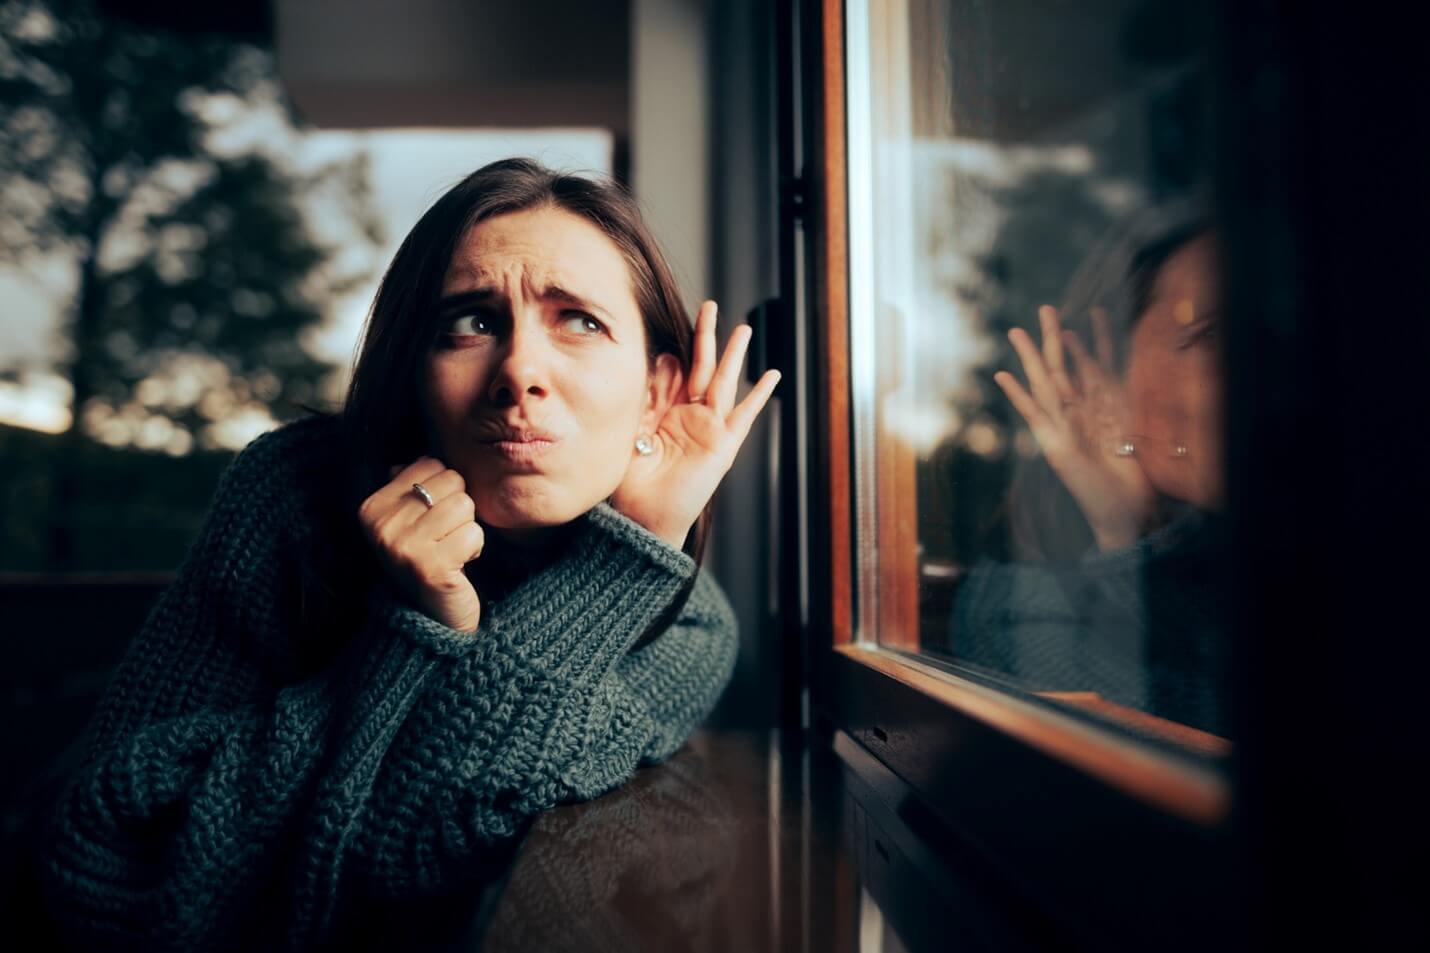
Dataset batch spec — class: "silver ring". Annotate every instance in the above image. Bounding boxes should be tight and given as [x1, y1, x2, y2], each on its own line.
[411, 482, 436, 508]
[688, 393, 705, 404]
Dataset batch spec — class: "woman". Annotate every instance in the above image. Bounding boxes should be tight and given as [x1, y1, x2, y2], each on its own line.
[994, 221, 1221, 554]
[40, 158, 779, 950]
[952, 218, 1226, 735]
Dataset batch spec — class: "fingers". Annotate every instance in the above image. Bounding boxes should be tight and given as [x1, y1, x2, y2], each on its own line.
[361, 459, 465, 534]
[1039, 305, 1078, 404]
[389, 457, 447, 492]
[686, 300, 719, 402]
[414, 487, 477, 541]
[434, 519, 485, 567]
[725, 369, 781, 445]
[1061, 330, 1107, 395]
[993, 370, 1052, 434]
[1006, 327, 1062, 418]
[709, 324, 753, 417]
[410, 466, 465, 499]
[395, 467, 464, 522]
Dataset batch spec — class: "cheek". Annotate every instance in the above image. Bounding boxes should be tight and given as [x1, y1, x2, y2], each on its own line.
[1183, 354, 1223, 417]
[427, 360, 465, 412]
[569, 363, 649, 442]
[1129, 348, 1202, 433]
[1129, 352, 1225, 508]
[1160, 353, 1220, 433]
[424, 358, 489, 448]
[1183, 358, 1225, 506]
[1126, 360, 1162, 432]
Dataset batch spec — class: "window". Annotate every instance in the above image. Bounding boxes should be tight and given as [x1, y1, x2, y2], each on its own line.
[838, 0, 1229, 758]
[800, 0, 1239, 944]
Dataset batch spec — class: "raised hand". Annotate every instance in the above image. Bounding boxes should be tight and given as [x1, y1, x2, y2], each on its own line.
[994, 305, 1156, 551]
[611, 300, 781, 548]
[359, 458, 485, 632]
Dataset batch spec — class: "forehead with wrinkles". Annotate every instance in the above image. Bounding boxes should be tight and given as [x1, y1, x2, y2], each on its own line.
[441, 206, 637, 311]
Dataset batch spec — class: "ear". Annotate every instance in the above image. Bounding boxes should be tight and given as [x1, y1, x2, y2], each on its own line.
[641, 353, 684, 432]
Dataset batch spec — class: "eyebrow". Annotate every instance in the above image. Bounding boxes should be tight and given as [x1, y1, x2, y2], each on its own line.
[436, 285, 616, 323]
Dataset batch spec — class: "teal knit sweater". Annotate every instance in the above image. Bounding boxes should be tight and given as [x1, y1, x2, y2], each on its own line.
[40, 416, 739, 951]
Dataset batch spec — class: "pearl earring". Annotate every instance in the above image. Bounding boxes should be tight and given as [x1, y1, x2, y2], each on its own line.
[635, 435, 654, 456]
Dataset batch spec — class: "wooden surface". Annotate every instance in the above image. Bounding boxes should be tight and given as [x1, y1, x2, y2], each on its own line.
[482, 731, 855, 953]
[816, 0, 854, 648]
[480, 729, 1043, 953]
[837, 645, 1231, 825]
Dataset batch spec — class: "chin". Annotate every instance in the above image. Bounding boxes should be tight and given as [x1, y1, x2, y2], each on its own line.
[1150, 470, 1223, 514]
[474, 480, 606, 531]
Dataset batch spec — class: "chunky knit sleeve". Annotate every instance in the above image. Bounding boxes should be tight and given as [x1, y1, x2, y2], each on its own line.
[38, 420, 471, 951]
[348, 504, 738, 899]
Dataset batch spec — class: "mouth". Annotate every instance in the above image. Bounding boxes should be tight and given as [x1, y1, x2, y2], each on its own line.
[477, 426, 559, 466]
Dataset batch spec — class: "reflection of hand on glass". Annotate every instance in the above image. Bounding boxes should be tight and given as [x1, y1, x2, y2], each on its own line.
[956, 225, 1228, 736]
[995, 305, 1156, 551]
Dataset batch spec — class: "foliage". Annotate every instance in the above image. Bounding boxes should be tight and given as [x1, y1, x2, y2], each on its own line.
[0, 0, 381, 442]
[0, 0, 381, 569]
[0, 421, 232, 571]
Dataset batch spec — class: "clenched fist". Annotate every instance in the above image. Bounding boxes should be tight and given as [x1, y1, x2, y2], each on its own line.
[358, 457, 485, 632]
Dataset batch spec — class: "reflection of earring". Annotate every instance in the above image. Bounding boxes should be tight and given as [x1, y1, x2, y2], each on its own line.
[1115, 440, 1136, 457]
[635, 435, 654, 456]
[1172, 443, 1190, 459]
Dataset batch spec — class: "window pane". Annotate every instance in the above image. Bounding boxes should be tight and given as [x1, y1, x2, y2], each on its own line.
[846, 0, 1227, 748]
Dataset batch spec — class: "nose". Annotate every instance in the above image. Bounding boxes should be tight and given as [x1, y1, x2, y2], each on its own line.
[486, 320, 551, 407]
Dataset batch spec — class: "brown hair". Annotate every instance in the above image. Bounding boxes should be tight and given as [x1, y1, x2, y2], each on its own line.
[342, 157, 710, 563]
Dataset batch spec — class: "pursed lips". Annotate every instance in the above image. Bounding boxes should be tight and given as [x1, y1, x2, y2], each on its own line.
[478, 426, 559, 467]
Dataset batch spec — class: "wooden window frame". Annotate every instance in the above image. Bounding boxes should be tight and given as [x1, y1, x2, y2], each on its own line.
[794, 0, 1242, 946]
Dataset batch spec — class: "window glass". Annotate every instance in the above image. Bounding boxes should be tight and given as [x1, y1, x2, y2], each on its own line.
[845, 0, 1227, 748]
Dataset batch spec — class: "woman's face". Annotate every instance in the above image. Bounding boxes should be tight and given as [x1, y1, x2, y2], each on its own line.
[1126, 234, 1224, 510]
[423, 205, 668, 533]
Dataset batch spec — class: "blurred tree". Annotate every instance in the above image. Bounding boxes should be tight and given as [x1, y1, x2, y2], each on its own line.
[0, 0, 382, 568]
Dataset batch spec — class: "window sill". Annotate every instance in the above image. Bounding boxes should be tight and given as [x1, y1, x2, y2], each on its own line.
[833, 643, 1230, 826]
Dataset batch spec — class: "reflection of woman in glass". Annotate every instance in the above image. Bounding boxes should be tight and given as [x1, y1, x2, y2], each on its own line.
[995, 223, 1220, 552]
[953, 218, 1226, 737]
[41, 159, 779, 950]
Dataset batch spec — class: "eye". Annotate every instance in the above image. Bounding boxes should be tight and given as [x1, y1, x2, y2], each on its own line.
[560, 311, 606, 336]
[448, 313, 498, 337]
[1179, 319, 1219, 350]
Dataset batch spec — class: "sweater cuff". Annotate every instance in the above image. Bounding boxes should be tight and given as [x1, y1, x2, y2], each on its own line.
[483, 503, 697, 685]
[370, 586, 480, 658]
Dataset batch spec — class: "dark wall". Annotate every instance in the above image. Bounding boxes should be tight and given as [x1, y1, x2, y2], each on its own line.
[704, 0, 782, 731]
